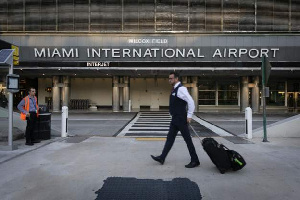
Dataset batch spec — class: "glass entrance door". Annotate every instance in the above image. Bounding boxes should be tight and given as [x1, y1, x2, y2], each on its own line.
[287, 92, 299, 109]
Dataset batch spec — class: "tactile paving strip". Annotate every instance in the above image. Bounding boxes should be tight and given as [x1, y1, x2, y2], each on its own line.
[189, 121, 219, 137]
[223, 136, 255, 144]
[95, 177, 202, 200]
[64, 136, 89, 143]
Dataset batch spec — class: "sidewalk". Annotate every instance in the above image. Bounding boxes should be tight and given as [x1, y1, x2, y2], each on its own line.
[195, 112, 298, 136]
[0, 136, 299, 200]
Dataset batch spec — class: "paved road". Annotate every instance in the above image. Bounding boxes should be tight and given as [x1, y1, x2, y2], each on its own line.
[51, 112, 137, 137]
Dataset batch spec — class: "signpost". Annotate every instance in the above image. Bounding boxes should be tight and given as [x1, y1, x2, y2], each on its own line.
[0, 49, 18, 150]
[261, 56, 272, 142]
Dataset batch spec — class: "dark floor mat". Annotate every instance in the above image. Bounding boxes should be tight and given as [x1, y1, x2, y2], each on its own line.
[223, 136, 254, 144]
[95, 177, 202, 200]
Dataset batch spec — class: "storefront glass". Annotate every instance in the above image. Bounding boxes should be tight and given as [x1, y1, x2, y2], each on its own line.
[267, 82, 285, 106]
[198, 81, 216, 105]
[218, 81, 239, 105]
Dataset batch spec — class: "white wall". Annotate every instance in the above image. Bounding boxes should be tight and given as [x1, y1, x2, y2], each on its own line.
[38, 77, 172, 108]
[38, 78, 52, 105]
[70, 78, 112, 105]
[130, 78, 170, 109]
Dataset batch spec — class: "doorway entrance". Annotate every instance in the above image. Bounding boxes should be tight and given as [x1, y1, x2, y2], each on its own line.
[130, 78, 170, 110]
[287, 92, 299, 109]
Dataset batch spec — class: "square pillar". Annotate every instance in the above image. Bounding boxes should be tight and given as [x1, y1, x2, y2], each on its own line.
[112, 76, 120, 112]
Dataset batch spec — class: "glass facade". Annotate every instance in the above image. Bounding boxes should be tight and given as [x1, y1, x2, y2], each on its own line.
[267, 81, 285, 106]
[218, 81, 239, 105]
[198, 80, 239, 106]
[0, 0, 299, 33]
[198, 80, 216, 105]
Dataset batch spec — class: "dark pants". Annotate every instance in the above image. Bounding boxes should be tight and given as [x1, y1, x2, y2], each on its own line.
[25, 112, 37, 143]
[161, 116, 199, 162]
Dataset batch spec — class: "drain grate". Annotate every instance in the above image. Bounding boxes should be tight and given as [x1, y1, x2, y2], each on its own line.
[95, 177, 202, 200]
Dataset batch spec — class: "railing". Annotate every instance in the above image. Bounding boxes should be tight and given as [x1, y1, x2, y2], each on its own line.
[70, 99, 90, 110]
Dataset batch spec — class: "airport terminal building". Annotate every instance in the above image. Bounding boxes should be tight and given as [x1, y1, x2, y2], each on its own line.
[0, 0, 299, 112]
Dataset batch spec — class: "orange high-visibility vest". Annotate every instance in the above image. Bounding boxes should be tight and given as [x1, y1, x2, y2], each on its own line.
[20, 96, 39, 120]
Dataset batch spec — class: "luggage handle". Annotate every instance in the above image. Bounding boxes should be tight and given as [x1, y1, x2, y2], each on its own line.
[189, 124, 228, 149]
[189, 124, 202, 142]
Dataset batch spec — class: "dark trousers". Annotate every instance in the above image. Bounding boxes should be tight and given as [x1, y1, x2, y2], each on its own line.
[25, 112, 37, 143]
[161, 116, 199, 162]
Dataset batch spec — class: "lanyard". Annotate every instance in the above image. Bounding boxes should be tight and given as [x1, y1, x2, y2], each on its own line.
[29, 97, 37, 110]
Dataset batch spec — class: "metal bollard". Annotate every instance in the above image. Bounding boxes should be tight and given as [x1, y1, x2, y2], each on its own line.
[245, 107, 253, 139]
[61, 106, 68, 137]
[129, 100, 131, 112]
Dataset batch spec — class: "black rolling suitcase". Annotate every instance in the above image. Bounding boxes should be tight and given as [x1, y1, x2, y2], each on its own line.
[190, 125, 246, 174]
[201, 138, 231, 174]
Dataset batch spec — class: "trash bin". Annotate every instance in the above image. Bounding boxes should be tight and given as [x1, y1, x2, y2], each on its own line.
[37, 113, 51, 140]
[34, 106, 51, 140]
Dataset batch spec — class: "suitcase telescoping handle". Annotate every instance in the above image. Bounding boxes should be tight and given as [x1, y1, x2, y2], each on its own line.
[189, 124, 202, 142]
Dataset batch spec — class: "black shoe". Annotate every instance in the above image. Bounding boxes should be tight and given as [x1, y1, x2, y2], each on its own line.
[185, 161, 200, 168]
[151, 155, 165, 165]
[25, 142, 34, 146]
[32, 140, 41, 143]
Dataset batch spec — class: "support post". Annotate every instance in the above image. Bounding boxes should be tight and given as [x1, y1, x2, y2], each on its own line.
[123, 76, 129, 111]
[52, 76, 61, 112]
[245, 107, 253, 139]
[240, 77, 249, 112]
[112, 76, 120, 112]
[61, 106, 68, 137]
[251, 76, 260, 113]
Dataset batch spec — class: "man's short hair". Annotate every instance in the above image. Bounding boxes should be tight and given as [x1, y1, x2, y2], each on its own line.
[169, 72, 180, 79]
[28, 87, 35, 92]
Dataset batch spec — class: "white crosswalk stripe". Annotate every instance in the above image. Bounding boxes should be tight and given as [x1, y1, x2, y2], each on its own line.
[117, 112, 234, 138]
[117, 112, 173, 137]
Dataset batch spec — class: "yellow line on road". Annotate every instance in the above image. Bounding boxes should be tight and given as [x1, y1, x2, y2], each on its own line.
[136, 138, 166, 141]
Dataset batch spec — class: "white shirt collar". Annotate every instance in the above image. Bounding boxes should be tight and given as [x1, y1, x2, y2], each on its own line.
[174, 82, 181, 89]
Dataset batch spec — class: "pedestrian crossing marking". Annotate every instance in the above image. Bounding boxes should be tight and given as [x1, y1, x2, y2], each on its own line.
[117, 111, 235, 138]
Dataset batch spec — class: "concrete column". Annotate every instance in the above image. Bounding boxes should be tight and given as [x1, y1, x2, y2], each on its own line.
[62, 76, 70, 107]
[251, 76, 260, 113]
[112, 76, 120, 112]
[216, 81, 218, 106]
[52, 76, 61, 112]
[123, 76, 130, 111]
[285, 81, 288, 107]
[191, 76, 198, 111]
[240, 76, 249, 112]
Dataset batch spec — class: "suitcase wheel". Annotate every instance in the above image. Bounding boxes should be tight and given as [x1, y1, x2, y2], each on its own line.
[219, 168, 226, 174]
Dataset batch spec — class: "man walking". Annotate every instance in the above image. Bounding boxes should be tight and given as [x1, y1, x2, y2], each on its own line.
[17, 87, 39, 146]
[151, 72, 200, 168]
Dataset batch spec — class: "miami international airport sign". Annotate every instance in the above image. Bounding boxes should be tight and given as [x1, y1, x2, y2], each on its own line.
[31, 47, 280, 62]
[15, 36, 300, 63]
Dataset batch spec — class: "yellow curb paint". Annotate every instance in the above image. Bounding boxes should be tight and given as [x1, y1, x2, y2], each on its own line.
[136, 138, 166, 141]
